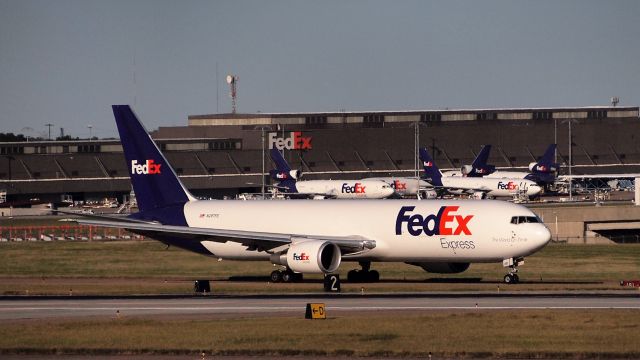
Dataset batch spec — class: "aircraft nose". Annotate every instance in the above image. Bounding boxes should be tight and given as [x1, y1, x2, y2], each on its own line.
[529, 224, 551, 252]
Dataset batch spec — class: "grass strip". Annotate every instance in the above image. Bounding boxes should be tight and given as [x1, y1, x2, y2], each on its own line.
[1, 241, 640, 294]
[1, 310, 639, 357]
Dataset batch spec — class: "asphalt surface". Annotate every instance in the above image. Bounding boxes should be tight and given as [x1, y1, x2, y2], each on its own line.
[1, 293, 639, 320]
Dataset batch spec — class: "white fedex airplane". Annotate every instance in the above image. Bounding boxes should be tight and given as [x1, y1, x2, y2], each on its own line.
[74, 105, 551, 285]
[363, 176, 437, 199]
[270, 148, 395, 199]
[420, 148, 542, 199]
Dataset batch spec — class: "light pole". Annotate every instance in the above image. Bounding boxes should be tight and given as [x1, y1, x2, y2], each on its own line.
[88, 125, 93, 141]
[562, 119, 578, 200]
[254, 125, 272, 199]
[413, 120, 428, 199]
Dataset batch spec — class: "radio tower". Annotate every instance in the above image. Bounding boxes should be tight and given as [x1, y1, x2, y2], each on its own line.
[226, 74, 238, 114]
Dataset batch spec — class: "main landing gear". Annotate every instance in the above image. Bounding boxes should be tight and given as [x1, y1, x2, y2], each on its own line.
[503, 257, 524, 284]
[270, 268, 303, 283]
[347, 261, 380, 283]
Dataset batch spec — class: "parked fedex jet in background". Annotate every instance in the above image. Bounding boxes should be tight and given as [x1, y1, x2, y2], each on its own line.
[362, 176, 437, 199]
[269, 148, 395, 199]
[71, 105, 551, 285]
[463, 144, 560, 185]
[420, 148, 542, 199]
[442, 145, 495, 178]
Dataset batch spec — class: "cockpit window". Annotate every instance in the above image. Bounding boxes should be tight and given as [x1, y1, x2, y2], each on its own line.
[510, 216, 540, 224]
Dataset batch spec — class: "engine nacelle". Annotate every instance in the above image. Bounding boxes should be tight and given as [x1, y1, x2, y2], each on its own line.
[269, 169, 300, 181]
[409, 262, 470, 274]
[460, 165, 473, 176]
[274, 240, 341, 274]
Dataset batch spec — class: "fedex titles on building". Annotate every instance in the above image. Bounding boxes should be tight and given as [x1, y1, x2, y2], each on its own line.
[269, 132, 312, 150]
[131, 160, 162, 175]
[396, 206, 475, 250]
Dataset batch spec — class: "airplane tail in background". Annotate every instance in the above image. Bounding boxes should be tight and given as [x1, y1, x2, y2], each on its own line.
[527, 144, 559, 184]
[113, 105, 195, 223]
[466, 145, 495, 177]
[269, 148, 299, 192]
[419, 148, 443, 186]
[538, 144, 557, 168]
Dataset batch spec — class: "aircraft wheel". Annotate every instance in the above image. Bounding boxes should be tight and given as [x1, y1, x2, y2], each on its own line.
[369, 270, 380, 282]
[270, 270, 282, 283]
[347, 270, 359, 282]
[513, 274, 520, 283]
[504, 274, 517, 284]
[282, 270, 298, 283]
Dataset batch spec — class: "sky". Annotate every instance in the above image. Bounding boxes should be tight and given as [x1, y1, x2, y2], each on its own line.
[1, 0, 639, 139]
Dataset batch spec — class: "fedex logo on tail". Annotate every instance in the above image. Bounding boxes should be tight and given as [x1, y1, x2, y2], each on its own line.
[342, 183, 366, 194]
[395, 206, 473, 236]
[131, 160, 162, 175]
[497, 181, 518, 190]
[269, 132, 312, 150]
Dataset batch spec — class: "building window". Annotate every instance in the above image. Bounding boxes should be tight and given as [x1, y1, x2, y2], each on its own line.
[533, 112, 552, 120]
[476, 113, 496, 121]
[305, 116, 327, 128]
[209, 141, 237, 151]
[77, 144, 101, 153]
[587, 110, 607, 119]
[363, 114, 384, 128]
[0, 146, 24, 155]
[420, 113, 441, 122]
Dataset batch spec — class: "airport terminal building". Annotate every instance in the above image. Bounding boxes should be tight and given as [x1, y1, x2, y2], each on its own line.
[1, 105, 638, 205]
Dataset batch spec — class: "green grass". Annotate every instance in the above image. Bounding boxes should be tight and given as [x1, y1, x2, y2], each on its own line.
[1, 241, 640, 294]
[1, 310, 639, 357]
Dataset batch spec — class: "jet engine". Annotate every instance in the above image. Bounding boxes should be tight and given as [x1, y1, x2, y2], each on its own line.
[409, 262, 470, 274]
[271, 240, 341, 274]
[269, 169, 301, 181]
[460, 165, 473, 176]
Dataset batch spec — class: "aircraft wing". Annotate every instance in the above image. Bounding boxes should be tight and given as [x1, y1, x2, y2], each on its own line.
[559, 173, 640, 180]
[73, 218, 375, 254]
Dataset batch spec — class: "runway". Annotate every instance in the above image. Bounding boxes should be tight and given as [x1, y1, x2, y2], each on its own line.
[1, 293, 639, 320]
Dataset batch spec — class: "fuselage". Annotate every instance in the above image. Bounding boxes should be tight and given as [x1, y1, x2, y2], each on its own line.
[364, 177, 432, 197]
[439, 176, 542, 197]
[185, 199, 550, 262]
[292, 179, 394, 199]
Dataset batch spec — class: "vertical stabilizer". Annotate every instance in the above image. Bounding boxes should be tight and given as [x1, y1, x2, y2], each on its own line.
[269, 148, 298, 192]
[113, 105, 195, 213]
[419, 148, 443, 186]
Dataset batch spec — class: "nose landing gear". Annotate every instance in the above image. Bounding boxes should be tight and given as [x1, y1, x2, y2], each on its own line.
[502, 257, 524, 284]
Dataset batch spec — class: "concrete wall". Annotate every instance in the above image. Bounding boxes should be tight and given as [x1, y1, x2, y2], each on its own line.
[529, 202, 640, 244]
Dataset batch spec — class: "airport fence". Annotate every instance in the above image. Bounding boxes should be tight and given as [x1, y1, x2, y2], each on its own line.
[0, 225, 145, 243]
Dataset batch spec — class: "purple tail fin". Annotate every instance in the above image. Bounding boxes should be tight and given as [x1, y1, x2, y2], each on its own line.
[113, 105, 194, 215]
